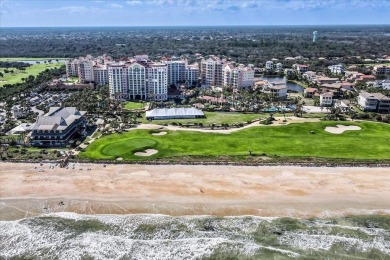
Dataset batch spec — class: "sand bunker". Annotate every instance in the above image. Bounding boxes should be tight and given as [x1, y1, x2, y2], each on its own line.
[325, 125, 361, 134]
[134, 149, 158, 156]
[152, 131, 167, 136]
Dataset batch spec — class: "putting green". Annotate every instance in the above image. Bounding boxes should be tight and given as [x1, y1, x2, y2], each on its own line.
[101, 138, 157, 157]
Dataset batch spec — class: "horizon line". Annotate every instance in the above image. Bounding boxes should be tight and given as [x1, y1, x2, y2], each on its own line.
[1, 24, 390, 28]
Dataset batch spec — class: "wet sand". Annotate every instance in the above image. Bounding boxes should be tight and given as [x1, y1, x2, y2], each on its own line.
[1, 162, 389, 220]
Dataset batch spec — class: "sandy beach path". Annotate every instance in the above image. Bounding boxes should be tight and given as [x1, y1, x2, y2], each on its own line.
[0, 162, 389, 220]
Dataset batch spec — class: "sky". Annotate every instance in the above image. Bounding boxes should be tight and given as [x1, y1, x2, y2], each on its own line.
[0, 0, 389, 27]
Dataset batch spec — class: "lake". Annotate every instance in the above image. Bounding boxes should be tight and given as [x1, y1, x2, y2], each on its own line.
[256, 76, 304, 93]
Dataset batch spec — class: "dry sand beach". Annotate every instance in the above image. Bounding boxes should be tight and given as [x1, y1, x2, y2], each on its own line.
[1, 162, 389, 220]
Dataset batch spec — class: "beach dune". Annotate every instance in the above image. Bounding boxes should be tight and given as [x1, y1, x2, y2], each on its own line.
[0, 162, 389, 220]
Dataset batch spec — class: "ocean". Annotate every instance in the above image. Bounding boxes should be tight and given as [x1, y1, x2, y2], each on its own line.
[1, 213, 389, 259]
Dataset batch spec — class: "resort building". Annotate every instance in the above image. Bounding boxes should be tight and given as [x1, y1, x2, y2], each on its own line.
[30, 107, 86, 147]
[145, 107, 205, 120]
[358, 92, 390, 113]
[146, 62, 168, 101]
[78, 60, 94, 83]
[93, 65, 108, 85]
[294, 64, 309, 74]
[201, 55, 223, 87]
[127, 62, 147, 100]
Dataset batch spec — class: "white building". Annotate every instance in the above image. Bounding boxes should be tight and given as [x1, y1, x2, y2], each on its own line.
[320, 93, 333, 107]
[78, 61, 94, 83]
[373, 65, 390, 75]
[328, 64, 345, 75]
[265, 61, 274, 71]
[201, 56, 223, 87]
[268, 85, 287, 100]
[294, 64, 309, 74]
[108, 63, 128, 99]
[276, 63, 283, 71]
[224, 64, 254, 89]
[185, 63, 199, 87]
[93, 65, 108, 85]
[146, 63, 168, 101]
[66, 59, 79, 77]
[358, 92, 390, 112]
[127, 62, 147, 100]
[163, 59, 186, 87]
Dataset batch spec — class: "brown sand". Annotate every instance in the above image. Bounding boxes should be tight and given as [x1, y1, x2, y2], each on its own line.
[0, 162, 389, 220]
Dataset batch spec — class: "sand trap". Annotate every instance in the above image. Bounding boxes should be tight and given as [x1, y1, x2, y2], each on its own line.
[116, 157, 123, 161]
[134, 149, 158, 156]
[325, 125, 361, 134]
[152, 131, 167, 136]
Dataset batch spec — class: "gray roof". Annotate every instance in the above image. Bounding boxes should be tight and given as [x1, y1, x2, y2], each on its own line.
[146, 108, 204, 118]
[360, 92, 390, 101]
[33, 107, 86, 131]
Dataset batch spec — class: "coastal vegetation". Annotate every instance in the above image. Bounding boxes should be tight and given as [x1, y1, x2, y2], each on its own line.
[80, 121, 390, 161]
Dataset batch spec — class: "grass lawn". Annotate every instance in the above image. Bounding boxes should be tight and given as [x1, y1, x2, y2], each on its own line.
[139, 111, 266, 125]
[79, 121, 390, 161]
[124, 101, 144, 110]
[287, 80, 308, 88]
[0, 63, 63, 87]
[0, 57, 68, 62]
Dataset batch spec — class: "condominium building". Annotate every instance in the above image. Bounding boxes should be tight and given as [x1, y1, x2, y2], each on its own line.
[93, 65, 108, 85]
[127, 62, 147, 100]
[294, 64, 309, 74]
[201, 56, 223, 87]
[185, 63, 199, 87]
[163, 59, 186, 87]
[276, 63, 283, 71]
[78, 61, 94, 83]
[146, 63, 168, 101]
[66, 59, 79, 77]
[224, 64, 254, 89]
[108, 63, 128, 99]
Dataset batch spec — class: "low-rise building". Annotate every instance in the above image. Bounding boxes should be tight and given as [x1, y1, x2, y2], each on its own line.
[373, 65, 390, 75]
[145, 107, 205, 120]
[358, 92, 390, 113]
[294, 64, 309, 74]
[304, 87, 317, 98]
[328, 64, 345, 75]
[268, 85, 287, 100]
[30, 107, 87, 147]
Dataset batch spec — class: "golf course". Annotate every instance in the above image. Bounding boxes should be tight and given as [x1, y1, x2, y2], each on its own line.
[79, 121, 390, 161]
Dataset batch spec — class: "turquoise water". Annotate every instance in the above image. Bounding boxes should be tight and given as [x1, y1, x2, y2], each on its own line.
[1, 213, 389, 259]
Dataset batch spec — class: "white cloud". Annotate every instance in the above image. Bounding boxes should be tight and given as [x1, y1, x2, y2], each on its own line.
[127, 0, 142, 5]
[109, 3, 123, 8]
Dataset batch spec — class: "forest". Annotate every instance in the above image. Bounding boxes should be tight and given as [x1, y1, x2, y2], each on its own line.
[1, 25, 389, 65]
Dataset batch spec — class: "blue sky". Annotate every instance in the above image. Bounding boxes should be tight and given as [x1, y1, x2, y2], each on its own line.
[1, 0, 389, 27]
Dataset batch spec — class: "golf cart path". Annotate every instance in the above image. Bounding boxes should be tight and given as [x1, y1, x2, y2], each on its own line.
[136, 116, 321, 134]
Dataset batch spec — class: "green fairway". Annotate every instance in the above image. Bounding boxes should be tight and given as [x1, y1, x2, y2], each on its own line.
[0, 63, 63, 87]
[140, 111, 265, 125]
[124, 101, 144, 110]
[0, 57, 68, 62]
[79, 121, 390, 161]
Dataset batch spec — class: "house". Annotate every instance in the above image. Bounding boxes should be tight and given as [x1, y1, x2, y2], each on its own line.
[320, 93, 333, 107]
[316, 77, 339, 85]
[30, 107, 87, 147]
[340, 82, 355, 92]
[335, 100, 351, 112]
[355, 75, 376, 83]
[358, 92, 390, 113]
[304, 87, 317, 98]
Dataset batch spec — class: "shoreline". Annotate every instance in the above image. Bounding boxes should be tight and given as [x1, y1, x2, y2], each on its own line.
[1, 162, 390, 220]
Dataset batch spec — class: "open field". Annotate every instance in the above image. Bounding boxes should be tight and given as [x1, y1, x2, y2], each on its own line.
[140, 111, 266, 125]
[124, 101, 144, 110]
[80, 121, 390, 161]
[0, 57, 68, 62]
[0, 63, 63, 87]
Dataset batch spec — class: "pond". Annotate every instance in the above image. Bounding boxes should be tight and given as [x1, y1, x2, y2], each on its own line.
[256, 76, 304, 93]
